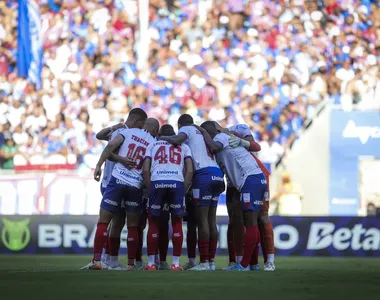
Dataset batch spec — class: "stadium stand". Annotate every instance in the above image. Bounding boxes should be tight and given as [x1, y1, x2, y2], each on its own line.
[0, 0, 378, 171]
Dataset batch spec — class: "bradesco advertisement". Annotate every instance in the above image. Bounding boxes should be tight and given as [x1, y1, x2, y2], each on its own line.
[329, 109, 380, 215]
[0, 216, 378, 257]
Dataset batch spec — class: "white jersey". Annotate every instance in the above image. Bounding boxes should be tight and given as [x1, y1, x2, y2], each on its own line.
[178, 125, 220, 171]
[112, 128, 156, 189]
[214, 133, 262, 191]
[228, 124, 252, 138]
[101, 126, 128, 188]
[146, 140, 192, 182]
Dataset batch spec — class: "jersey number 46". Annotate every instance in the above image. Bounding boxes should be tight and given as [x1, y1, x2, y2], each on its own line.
[154, 146, 182, 165]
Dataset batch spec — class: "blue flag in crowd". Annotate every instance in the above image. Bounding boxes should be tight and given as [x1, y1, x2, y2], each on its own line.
[17, 0, 43, 89]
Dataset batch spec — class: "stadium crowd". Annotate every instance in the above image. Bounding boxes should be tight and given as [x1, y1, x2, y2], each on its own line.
[0, 0, 379, 170]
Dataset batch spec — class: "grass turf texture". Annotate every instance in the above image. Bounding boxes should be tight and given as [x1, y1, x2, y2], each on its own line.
[1, 256, 379, 300]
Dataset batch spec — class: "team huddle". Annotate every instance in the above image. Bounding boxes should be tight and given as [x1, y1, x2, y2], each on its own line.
[81, 108, 275, 272]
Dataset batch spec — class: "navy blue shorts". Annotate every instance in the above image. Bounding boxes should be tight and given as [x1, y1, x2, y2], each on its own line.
[192, 167, 225, 207]
[101, 176, 143, 213]
[148, 180, 185, 217]
[240, 174, 268, 212]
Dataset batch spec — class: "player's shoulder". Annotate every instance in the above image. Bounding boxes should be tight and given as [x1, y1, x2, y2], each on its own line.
[179, 125, 200, 136]
[182, 143, 191, 152]
[214, 132, 229, 140]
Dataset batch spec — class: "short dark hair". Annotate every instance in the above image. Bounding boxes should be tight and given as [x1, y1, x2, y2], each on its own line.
[159, 124, 175, 136]
[201, 121, 217, 133]
[129, 108, 148, 121]
[178, 114, 193, 127]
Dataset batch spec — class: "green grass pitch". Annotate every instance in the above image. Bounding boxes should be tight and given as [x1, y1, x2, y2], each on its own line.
[1, 255, 379, 300]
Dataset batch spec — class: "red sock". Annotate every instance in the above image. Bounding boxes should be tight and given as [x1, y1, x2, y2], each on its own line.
[127, 226, 139, 265]
[198, 240, 209, 263]
[250, 229, 260, 266]
[159, 218, 169, 261]
[93, 223, 108, 262]
[209, 239, 217, 261]
[136, 214, 147, 262]
[147, 216, 160, 256]
[187, 224, 197, 259]
[259, 222, 274, 263]
[109, 237, 120, 256]
[240, 225, 259, 268]
[104, 238, 110, 255]
[171, 216, 183, 257]
[227, 224, 236, 262]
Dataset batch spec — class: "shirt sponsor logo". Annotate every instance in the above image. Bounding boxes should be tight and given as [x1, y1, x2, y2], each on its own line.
[119, 171, 140, 181]
[157, 170, 179, 175]
[212, 176, 224, 182]
[116, 179, 128, 185]
[155, 183, 177, 189]
[104, 199, 118, 206]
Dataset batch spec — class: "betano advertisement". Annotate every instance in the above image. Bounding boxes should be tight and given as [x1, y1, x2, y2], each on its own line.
[329, 109, 380, 215]
[0, 216, 378, 257]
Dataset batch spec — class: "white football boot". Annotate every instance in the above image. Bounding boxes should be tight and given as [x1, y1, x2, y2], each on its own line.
[264, 262, 275, 271]
[189, 262, 211, 271]
[108, 263, 127, 271]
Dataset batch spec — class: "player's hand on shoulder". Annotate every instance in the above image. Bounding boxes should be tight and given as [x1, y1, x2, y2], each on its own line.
[94, 165, 102, 181]
[228, 135, 241, 148]
[192, 124, 205, 133]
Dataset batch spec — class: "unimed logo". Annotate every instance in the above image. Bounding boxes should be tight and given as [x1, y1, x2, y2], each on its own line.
[1, 218, 31, 251]
[342, 120, 380, 144]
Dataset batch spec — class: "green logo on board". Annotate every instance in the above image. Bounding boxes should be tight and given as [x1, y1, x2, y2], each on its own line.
[1, 218, 31, 251]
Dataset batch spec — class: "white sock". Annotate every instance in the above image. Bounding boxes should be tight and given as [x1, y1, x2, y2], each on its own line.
[148, 255, 155, 266]
[155, 254, 160, 264]
[189, 258, 196, 264]
[172, 256, 180, 267]
[267, 254, 275, 263]
[105, 254, 110, 264]
[237, 256, 243, 264]
[110, 256, 119, 268]
[101, 248, 106, 262]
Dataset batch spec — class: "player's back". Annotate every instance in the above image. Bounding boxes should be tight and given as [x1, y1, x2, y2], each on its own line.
[102, 126, 128, 189]
[112, 128, 155, 188]
[179, 125, 219, 171]
[214, 132, 262, 190]
[148, 140, 191, 182]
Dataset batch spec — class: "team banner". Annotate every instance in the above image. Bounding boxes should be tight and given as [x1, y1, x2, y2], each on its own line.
[329, 109, 380, 215]
[0, 216, 378, 257]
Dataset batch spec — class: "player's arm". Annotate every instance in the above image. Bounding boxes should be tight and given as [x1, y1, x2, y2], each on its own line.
[183, 146, 194, 192]
[96, 123, 125, 141]
[160, 132, 187, 146]
[195, 125, 223, 153]
[109, 153, 136, 169]
[94, 135, 124, 181]
[143, 157, 152, 190]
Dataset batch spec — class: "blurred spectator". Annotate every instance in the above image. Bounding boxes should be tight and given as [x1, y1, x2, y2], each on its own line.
[0, 0, 378, 169]
[272, 172, 304, 215]
[366, 202, 378, 217]
[0, 139, 18, 169]
[258, 132, 285, 164]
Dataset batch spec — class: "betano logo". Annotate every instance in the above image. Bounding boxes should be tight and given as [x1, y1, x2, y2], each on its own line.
[1, 218, 31, 251]
[342, 120, 380, 144]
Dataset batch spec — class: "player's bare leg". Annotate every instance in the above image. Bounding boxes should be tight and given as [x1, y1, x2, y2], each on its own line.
[158, 214, 170, 270]
[259, 210, 275, 271]
[136, 211, 147, 269]
[232, 202, 244, 264]
[81, 208, 113, 270]
[126, 211, 140, 270]
[208, 206, 218, 270]
[189, 206, 211, 271]
[184, 198, 197, 270]
[108, 213, 127, 270]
